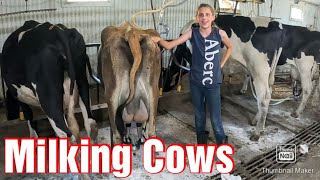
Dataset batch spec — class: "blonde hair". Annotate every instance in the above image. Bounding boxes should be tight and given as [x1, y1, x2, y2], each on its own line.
[195, 3, 216, 27]
[195, 3, 215, 17]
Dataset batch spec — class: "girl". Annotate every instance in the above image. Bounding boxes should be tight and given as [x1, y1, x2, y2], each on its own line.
[152, 3, 233, 145]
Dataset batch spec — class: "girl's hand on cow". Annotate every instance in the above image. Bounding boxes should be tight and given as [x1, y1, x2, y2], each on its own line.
[220, 62, 226, 69]
[151, 36, 161, 43]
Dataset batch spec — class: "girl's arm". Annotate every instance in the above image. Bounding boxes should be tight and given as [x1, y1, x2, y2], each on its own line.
[152, 30, 192, 50]
[219, 29, 233, 68]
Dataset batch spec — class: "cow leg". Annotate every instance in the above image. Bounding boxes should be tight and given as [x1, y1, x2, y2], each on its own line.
[133, 99, 148, 150]
[291, 58, 314, 118]
[141, 121, 148, 140]
[27, 121, 38, 138]
[250, 72, 271, 141]
[123, 123, 132, 144]
[63, 78, 81, 143]
[38, 89, 76, 143]
[136, 123, 144, 144]
[64, 81, 90, 180]
[76, 69, 98, 141]
[122, 107, 133, 144]
[108, 101, 123, 145]
[79, 97, 98, 141]
[147, 91, 159, 138]
[47, 116, 76, 143]
[66, 93, 80, 143]
[240, 74, 250, 94]
[20, 103, 38, 138]
[5, 90, 20, 120]
[311, 79, 320, 106]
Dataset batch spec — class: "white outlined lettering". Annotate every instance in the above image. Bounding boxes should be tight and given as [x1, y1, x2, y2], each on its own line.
[143, 138, 165, 174]
[202, 39, 219, 85]
[91, 144, 111, 173]
[166, 144, 186, 174]
[186, 144, 216, 174]
[48, 138, 58, 173]
[112, 145, 132, 178]
[37, 138, 46, 173]
[59, 138, 79, 173]
[4, 138, 133, 177]
[80, 138, 90, 173]
[216, 144, 235, 174]
[5, 138, 35, 173]
[4, 138, 234, 175]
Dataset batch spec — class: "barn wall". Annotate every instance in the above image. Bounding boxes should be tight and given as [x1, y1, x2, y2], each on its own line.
[1, 0, 319, 48]
[0, 0, 319, 73]
[0, 0, 216, 72]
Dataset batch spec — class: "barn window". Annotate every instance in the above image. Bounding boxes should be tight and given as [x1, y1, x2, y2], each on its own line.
[219, 0, 240, 14]
[290, 5, 303, 22]
[63, 0, 111, 7]
[66, 0, 109, 2]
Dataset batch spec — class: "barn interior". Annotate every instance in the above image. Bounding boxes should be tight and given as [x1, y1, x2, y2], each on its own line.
[1, 0, 320, 179]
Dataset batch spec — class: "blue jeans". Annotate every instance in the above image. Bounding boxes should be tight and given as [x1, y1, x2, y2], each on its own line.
[190, 83, 226, 145]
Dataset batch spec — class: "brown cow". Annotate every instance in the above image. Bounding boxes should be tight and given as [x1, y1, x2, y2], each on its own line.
[98, 22, 161, 147]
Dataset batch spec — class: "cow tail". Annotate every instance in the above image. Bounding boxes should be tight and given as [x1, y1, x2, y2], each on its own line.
[269, 30, 285, 86]
[55, 27, 76, 95]
[125, 29, 142, 105]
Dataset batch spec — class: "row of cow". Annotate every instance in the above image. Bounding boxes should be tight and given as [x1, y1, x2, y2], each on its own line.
[0, 14, 319, 145]
[0, 20, 161, 147]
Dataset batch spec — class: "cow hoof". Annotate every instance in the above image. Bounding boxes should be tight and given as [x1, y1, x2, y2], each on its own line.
[239, 90, 246, 94]
[291, 112, 299, 118]
[70, 135, 77, 144]
[250, 134, 260, 141]
[311, 100, 318, 107]
[113, 136, 122, 145]
[90, 123, 98, 140]
[249, 120, 257, 126]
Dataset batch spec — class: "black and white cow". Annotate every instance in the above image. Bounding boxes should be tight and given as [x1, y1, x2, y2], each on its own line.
[1, 20, 98, 143]
[277, 24, 320, 118]
[169, 15, 320, 140]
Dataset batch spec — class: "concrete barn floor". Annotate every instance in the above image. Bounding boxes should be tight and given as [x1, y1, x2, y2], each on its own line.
[0, 75, 320, 179]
